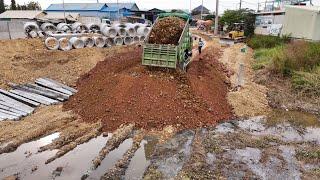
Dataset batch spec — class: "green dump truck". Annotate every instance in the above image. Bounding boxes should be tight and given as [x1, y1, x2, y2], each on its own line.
[142, 13, 192, 70]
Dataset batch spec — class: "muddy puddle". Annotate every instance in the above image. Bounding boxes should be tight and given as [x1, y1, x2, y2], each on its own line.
[0, 109, 319, 179]
[0, 133, 60, 179]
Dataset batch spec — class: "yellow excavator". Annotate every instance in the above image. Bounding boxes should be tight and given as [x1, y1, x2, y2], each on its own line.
[219, 23, 245, 45]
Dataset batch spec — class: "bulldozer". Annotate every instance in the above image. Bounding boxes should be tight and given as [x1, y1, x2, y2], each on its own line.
[219, 23, 245, 45]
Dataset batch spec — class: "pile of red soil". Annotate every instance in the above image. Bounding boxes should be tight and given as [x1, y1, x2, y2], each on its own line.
[148, 17, 186, 45]
[63, 46, 233, 132]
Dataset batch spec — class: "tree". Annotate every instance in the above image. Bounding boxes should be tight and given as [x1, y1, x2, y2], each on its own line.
[10, 0, 16, 10]
[219, 8, 256, 37]
[0, 0, 5, 13]
[26, 1, 41, 10]
[204, 14, 215, 21]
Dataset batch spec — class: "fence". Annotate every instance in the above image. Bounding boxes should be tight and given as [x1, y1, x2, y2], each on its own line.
[0, 21, 27, 40]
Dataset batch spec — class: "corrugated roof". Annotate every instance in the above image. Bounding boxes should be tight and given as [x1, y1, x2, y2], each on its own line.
[0, 10, 43, 19]
[46, 3, 107, 11]
[106, 3, 136, 10]
[43, 12, 80, 20]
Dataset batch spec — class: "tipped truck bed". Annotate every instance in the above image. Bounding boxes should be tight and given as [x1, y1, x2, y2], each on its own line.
[142, 14, 192, 69]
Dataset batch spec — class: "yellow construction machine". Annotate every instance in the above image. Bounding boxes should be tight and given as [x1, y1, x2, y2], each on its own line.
[219, 23, 245, 45]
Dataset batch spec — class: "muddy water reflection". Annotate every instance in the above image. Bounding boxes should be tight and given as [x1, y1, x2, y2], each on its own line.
[0, 133, 60, 179]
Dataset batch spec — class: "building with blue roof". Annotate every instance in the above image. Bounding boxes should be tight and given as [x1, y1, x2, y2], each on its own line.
[45, 3, 139, 21]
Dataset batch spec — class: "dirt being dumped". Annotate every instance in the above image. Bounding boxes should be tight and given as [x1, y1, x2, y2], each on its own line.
[148, 17, 186, 45]
[64, 45, 233, 131]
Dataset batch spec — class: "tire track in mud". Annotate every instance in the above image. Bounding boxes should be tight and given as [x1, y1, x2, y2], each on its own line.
[143, 130, 195, 179]
[101, 131, 144, 179]
[81, 124, 135, 179]
[45, 122, 103, 164]
[176, 129, 214, 179]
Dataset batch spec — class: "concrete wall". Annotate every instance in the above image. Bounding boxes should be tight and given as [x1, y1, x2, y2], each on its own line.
[255, 14, 285, 36]
[281, 6, 320, 41]
[0, 21, 27, 40]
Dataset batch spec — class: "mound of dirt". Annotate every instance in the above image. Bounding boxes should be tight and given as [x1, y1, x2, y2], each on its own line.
[148, 17, 185, 45]
[63, 45, 233, 132]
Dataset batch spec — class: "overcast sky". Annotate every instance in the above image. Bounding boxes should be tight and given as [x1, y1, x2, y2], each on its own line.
[4, 0, 320, 14]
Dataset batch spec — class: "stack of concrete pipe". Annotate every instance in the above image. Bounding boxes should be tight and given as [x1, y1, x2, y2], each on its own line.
[23, 21, 151, 51]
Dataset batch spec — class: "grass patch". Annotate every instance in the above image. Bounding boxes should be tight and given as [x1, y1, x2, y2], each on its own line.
[253, 46, 283, 70]
[272, 41, 320, 75]
[247, 35, 290, 49]
[292, 71, 320, 97]
[296, 148, 320, 164]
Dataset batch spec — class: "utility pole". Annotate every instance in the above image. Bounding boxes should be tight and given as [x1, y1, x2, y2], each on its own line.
[214, 0, 219, 36]
[189, 0, 191, 13]
[63, 0, 66, 23]
[200, 0, 204, 20]
[239, 0, 242, 9]
[117, 0, 120, 21]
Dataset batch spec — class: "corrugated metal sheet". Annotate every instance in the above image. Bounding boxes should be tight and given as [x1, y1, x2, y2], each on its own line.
[46, 3, 107, 11]
[46, 3, 138, 12]
[0, 10, 43, 19]
[43, 12, 80, 20]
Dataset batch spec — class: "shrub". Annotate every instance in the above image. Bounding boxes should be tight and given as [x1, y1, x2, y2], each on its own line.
[247, 35, 290, 49]
[272, 41, 320, 75]
[253, 46, 283, 70]
[292, 71, 320, 97]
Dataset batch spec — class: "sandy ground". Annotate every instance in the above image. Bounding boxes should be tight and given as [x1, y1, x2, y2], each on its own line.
[219, 43, 270, 117]
[0, 38, 130, 89]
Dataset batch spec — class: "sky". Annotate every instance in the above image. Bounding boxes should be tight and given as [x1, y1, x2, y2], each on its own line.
[4, 0, 320, 14]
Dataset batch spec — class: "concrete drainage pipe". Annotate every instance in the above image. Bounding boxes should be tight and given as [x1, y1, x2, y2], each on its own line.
[57, 23, 71, 32]
[86, 23, 100, 31]
[116, 27, 126, 37]
[71, 22, 88, 32]
[101, 26, 117, 38]
[105, 37, 115, 47]
[70, 37, 85, 49]
[114, 37, 124, 46]
[41, 23, 57, 32]
[133, 36, 140, 43]
[45, 37, 59, 50]
[37, 31, 45, 38]
[59, 38, 72, 51]
[136, 27, 149, 36]
[94, 37, 105, 48]
[24, 22, 39, 37]
[28, 30, 38, 38]
[139, 36, 146, 42]
[124, 36, 133, 45]
[125, 27, 136, 37]
[80, 37, 95, 48]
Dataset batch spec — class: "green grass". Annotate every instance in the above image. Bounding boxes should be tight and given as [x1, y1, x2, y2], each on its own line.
[251, 40, 320, 97]
[252, 46, 283, 70]
[247, 35, 290, 49]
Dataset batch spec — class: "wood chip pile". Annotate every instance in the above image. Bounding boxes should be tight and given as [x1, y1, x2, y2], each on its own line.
[148, 17, 186, 45]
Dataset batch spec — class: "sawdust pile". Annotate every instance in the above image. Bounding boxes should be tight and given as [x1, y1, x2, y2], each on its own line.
[148, 17, 186, 45]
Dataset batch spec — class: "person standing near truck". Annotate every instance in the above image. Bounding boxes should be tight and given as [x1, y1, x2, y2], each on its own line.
[198, 38, 204, 54]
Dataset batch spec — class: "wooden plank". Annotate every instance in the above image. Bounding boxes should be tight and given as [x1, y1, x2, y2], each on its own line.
[35, 79, 73, 96]
[0, 104, 27, 116]
[10, 90, 58, 106]
[0, 109, 21, 118]
[42, 78, 78, 93]
[25, 84, 70, 100]
[14, 85, 65, 102]
[0, 89, 40, 107]
[0, 94, 34, 113]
